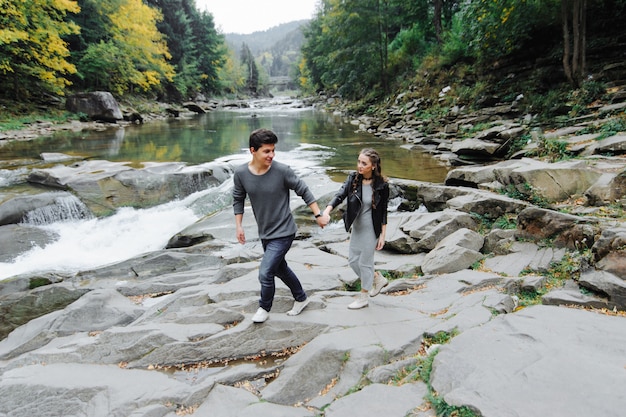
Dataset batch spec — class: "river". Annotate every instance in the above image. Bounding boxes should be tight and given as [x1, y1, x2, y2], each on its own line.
[0, 98, 450, 280]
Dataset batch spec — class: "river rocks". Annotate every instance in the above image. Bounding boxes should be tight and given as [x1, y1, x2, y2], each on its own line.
[578, 269, 626, 309]
[516, 206, 601, 249]
[584, 168, 626, 206]
[592, 227, 626, 277]
[483, 241, 567, 277]
[421, 228, 484, 274]
[347, 86, 626, 166]
[0, 191, 90, 226]
[0, 279, 88, 341]
[0, 178, 625, 416]
[446, 157, 626, 205]
[385, 209, 478, 254]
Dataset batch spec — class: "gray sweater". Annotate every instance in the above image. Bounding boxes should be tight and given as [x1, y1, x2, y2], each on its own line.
[233, 161, 316, 240]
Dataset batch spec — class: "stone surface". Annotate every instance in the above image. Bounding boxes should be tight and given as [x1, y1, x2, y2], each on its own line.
[430, 305, 626, 417]
[1, 151, 625, 417]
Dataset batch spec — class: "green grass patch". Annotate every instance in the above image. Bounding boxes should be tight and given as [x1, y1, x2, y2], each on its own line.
[421, 343, 480, 417]
[0, 111, 76, 132]
[471, 212, 518, 233]
[578, 114, 626, 141]
[501, 183, 550, 208]
[535, 137, 575, 162]
[344, 281, 362, 292]
[515, 250, 593, 307]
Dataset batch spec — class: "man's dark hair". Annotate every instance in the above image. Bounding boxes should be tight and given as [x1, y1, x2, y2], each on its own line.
[249, 128, 278, 150]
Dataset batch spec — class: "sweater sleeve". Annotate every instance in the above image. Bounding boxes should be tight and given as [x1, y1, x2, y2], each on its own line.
[283, 163, 316, 206]
[232, 166, 247, 215]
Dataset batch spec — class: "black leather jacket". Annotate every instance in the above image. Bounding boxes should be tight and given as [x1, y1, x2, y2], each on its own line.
[328, 172, 389, 237]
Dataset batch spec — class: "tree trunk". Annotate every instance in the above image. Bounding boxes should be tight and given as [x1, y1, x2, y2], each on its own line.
[433, 0, 443, 44]
[561, 0, 587, 87]
[377, 0, 389, 94]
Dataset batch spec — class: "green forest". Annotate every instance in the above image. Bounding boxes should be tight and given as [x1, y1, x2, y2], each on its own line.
[1, 0, 625, 116]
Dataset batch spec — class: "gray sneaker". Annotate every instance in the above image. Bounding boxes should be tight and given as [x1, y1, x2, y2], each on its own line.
[369, 272, 388, 297]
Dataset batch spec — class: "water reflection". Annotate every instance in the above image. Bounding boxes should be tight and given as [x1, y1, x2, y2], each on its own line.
[0, 105, 450, 183]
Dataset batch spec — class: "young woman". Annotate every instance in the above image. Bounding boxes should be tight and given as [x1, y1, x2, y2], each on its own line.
[322, 148, 389, 309]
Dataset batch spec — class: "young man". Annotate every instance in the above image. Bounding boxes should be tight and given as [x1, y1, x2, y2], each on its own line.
[233, 128, 327, 323]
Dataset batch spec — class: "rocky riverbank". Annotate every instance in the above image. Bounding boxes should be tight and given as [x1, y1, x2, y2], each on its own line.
[0, 92, 625, 416]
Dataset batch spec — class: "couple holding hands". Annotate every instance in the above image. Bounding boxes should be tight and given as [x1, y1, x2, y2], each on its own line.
[233, 128, 389, 323]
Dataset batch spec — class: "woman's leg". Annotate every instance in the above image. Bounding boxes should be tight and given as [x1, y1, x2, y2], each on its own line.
[349, 239, 376, 291]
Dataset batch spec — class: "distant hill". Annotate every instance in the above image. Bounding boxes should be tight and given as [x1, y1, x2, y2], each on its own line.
[225, 20, 309, 78]
[225, 20, 309, 55]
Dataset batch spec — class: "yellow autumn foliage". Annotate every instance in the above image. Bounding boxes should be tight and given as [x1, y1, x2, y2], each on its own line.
[0, 0, 80, 96]
[107, 0, 175, 91]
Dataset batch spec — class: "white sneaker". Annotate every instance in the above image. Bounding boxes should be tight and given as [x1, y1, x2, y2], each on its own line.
[252, 307, 269, 323]
[348, 293, 368, 309]
[287, 298, 310, 316]
[369, 272, 388, 297]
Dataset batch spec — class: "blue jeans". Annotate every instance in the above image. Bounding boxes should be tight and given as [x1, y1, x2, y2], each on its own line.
[259, 234, 307, 312]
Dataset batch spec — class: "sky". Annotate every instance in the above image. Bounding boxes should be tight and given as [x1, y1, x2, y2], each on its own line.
[196, 0, 319, 34]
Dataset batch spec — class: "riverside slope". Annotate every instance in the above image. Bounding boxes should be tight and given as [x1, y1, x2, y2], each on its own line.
[0, 166, 625, 417]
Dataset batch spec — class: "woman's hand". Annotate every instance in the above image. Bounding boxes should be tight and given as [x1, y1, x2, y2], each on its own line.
[376, 234, 385, 250]
[316, 215, 328, 228]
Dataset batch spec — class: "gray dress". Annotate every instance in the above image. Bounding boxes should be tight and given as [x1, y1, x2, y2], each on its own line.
[348, 183, 377, 290]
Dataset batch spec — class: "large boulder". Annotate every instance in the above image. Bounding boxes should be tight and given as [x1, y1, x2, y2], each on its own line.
[592, 227, 626, 279]
[585, 134, 626, 156]
[384, 209, 478, 254]
[421, 228, 484, 274]
[0, 288, 143, 359]
[579, 269, 626, 310]
[27, 160, 231, 216]
[446, 158, 626, 205]
[66, 91, 123, 122]
[516, 207, 601, 249]
[507, 159, 607, 202]
[584, 169, 626, 206]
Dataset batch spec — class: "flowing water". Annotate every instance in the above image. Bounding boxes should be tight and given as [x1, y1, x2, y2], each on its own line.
[0, 98, 450, 280]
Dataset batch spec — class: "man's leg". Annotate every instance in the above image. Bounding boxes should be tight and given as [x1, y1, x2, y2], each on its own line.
[259, 235, 298, 311]
[273, 235, 307, 302]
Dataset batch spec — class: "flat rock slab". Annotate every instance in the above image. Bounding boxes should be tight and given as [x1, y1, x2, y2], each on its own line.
[324, 383, 428, 417]
[430, 305, 626, 417]
[483, 242, 566, 276]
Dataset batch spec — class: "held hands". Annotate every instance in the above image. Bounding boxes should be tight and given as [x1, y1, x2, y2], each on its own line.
[316, 213, 330, 228]
[316, 207, 332, 229]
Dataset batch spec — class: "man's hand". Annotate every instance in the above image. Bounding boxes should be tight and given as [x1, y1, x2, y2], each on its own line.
[236, 226, 246, 244]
